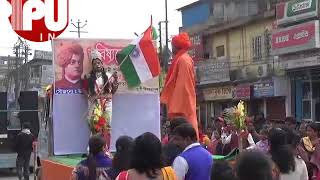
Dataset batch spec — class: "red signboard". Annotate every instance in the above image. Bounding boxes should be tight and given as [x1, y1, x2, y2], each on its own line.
[276, 2, 286, 20]
[233, 85, 251, 99]
[189, 34, 204, 61]
[271, 20, 320, 55]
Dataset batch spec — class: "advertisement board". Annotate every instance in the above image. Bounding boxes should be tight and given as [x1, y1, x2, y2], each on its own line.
[276, 0, 318, 25]
[196, 60, 230, 84]
[271, 20, 320, 55]
[203, 86, 233, 100]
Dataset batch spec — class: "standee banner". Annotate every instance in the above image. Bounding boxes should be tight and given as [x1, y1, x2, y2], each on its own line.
[52, 39, 160, 155]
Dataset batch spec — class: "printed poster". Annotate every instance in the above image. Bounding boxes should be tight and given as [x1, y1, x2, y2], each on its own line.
[52, 38, 160, 154]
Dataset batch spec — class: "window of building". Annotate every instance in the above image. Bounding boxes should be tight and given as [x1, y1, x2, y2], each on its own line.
[216, 45, 225, 57]
[264, 31, 271, 57]
[31, 66, 40, 78]
[209, 3, 214, 15]
[252, 36, 262, 61]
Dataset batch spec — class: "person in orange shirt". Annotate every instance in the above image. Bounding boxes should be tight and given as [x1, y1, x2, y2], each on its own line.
[160, 32, 198, 137]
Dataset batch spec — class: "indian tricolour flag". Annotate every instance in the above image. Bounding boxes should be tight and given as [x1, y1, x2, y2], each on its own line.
[116, 26, 160, 87]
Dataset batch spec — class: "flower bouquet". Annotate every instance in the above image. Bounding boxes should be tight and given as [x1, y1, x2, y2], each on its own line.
[89, 103, 110, 134]
[223, 100, 247, 151]
[223, 100, 246, 131]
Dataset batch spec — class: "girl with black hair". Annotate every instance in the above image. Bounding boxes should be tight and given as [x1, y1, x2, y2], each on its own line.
[211, 161, 236, 180]
[269, 128, 308, 180]
[106, 136, 134, 180]
[236, 151, 273, 180]
[72, 135, 112, 180]
[116, 132, 177, 180]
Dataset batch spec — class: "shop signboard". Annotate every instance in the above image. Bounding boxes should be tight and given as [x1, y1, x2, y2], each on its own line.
[34, 50, 53, 60]
[280, 56, 320, 69]
[189, 34, 204, 61]
[233, 85, 251, 99]
[271, 20, 320, 55]
[253, 81, 274, 97]
[41, 65, 53, 85]
[276, 0, 318, 25]
[203, 86, 233, 101]
[196, 60, 230, 84]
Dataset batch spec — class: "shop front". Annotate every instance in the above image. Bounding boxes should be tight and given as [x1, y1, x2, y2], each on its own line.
[279, 54, 320, 122]
[201, 85, 233, 128]
[252, 79, 287, 122]
[195, 59, 231, 128]
[287, 68, 320, 122]
[271, 19, 320, 122]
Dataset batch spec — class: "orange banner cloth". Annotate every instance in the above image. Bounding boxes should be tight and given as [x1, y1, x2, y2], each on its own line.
[41, 159, 74, 180]
[160, 49, 198, 137]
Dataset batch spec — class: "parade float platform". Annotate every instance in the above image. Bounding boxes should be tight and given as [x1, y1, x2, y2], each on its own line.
[41, 148, 238, 180]
[41, 155, 84, 180]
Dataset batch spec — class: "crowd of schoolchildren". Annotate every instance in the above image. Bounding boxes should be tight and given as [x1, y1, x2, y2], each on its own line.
[70, 115, 320, 180]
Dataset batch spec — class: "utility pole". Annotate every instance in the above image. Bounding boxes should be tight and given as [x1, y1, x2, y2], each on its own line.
[158, 22, 163, 65]
[12, 38, 24, 107]
[11, 38, 31, 107]
[23, 44, 32, 64]
[164, 0, 169, 72]
[158, 21, 167, 69]
[69, 19, 88, 38]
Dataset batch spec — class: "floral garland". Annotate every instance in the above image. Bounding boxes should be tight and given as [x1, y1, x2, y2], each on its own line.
[89, 103, 110, 134]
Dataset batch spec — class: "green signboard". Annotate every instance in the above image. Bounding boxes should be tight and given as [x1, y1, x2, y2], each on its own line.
[287, 0, 317, 16]
[277, 0, 318, 25]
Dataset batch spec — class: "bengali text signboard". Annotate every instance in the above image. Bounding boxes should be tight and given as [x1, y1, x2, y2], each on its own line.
[271, 20, 320, 55]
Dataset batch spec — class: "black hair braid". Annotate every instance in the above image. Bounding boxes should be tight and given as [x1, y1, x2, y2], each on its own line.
[88, 68, 111, 95]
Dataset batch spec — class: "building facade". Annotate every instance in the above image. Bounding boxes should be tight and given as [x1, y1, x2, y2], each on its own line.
[0, 50, 53, 108]
[179, 0, 290, 127]
[272, 0, 320, 122]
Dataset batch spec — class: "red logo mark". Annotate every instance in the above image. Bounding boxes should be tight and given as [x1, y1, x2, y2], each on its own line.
[8, 0, 69, 42]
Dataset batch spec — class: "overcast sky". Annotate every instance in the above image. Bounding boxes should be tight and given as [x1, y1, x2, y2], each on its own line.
[0, 0, 197, 57]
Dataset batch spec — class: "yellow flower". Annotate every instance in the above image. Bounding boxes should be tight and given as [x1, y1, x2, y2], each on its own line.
[93, 116, 99, 122]
[93, 105, 102, 117]
[234, 110, 241, 117]
[237, 100, 245, 117]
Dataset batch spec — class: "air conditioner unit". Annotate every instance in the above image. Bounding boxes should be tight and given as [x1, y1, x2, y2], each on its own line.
[240, 64, 269, 79]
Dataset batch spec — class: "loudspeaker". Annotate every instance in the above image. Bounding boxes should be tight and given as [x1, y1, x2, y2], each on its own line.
[18, 91, 38, 110]
[0, 92, 7, 134]
[18, 91, 39, 137]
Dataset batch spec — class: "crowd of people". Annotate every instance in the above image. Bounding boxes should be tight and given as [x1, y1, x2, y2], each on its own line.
[70, 115, 320, 180]
[202, 115, 320, 180]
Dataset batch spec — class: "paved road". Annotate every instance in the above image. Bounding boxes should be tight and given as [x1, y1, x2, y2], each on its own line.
[0, 169, 34, 180]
